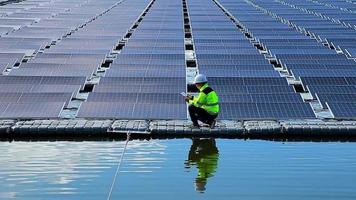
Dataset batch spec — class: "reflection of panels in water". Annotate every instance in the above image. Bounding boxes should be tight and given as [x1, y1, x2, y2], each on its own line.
[77, 102, 187, 119]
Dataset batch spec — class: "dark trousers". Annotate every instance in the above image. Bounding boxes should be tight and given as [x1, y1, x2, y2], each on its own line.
[188, 105, 218, 125]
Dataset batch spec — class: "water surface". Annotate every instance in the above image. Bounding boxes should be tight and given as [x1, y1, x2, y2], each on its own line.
[0, 139, 356, 199]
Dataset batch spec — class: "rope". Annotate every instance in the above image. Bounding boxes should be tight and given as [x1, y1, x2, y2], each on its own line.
[106, 132, 131, 200]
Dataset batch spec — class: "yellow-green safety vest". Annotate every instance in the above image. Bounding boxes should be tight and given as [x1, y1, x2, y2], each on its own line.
[189, 83, 219, 115]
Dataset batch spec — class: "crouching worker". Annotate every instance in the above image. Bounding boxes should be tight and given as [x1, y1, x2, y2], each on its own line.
[185, 74, 219, 129]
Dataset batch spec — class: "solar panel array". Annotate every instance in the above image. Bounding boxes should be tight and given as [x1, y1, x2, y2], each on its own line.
[216, 0, 356, 119]
[0, 0, 151, 119]
[0, 0, 355, 120]
[78, 0, 187, 119]
[188, 0, 315, 119]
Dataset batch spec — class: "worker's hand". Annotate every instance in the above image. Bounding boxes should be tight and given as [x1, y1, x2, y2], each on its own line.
[184, 95, 193, 103]
[184, 96, 190, 103]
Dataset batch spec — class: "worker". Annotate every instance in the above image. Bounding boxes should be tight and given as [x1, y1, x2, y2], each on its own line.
[185, 74, 219, 129]
[184, 138, 219, 193]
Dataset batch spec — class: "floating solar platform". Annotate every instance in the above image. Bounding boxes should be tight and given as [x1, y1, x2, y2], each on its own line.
[0, 0, 356, 137]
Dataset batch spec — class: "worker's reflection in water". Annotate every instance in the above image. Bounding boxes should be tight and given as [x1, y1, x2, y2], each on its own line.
[185, 138, 219, 193]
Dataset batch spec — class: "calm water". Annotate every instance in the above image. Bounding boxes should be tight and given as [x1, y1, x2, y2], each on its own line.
[0, 139, 356, 199]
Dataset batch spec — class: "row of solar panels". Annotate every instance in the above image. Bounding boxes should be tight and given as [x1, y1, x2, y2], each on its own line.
[78, 0, 188, 119]
[0, 0, 152, 118]
[187, 0, 316, 119]
[217, 0, 356, 119]
[268, 0, 356, 58]
[1, 0, 353, 120]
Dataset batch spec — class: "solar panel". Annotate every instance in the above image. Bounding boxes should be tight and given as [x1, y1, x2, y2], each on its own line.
[218, 94, 253, 103]
[93, 85, 184, 93]
[99, 77, 185, 86]
[276, 54, 346, 60]
[316, 94, 356, 108]
[200, 69, 279, 77]
[87, 93, 183, 104]
[327, 103, 356, 119]
[1, 102, 65, 119]
[307, 85, 356, 94]
[18, 93, 74, 106]
[78, 102, 186, 119]
[132, 103, 187, 119]
[199, 64, 274, 70]
[110, 64, 184, 70]
[105, 69, 185, 78]
[78, 102, 135, 119]
[282, 59, 356, 65]
[345, 77, 356, 85]
[0, 93, 22, 103]
[247, 86, 295, 93]
[40, 76, 87, 85]
[251, 93, 303, 103]
[257, 103, 315, 119]
[292, 69, 356, 78]
[301, 77, 348, 87]
[9, 68, 93, 78]
[219, 103, 260, 119]
[208, 77, 288, 85]
[31, 84, 81, 94]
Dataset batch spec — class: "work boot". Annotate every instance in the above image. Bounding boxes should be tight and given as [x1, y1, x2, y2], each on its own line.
[208, 120, 216, 129]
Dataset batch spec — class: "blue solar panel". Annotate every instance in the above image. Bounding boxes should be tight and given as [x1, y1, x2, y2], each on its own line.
[327, 103, 356, 119]
[219, 103, 260, 119]
[87, 93, 183, 104]
[307, 85, 356, 94]
[316, 94, 356, 108]
[219, 103, 315, 119]
[78, 102, 186, 119]
[208, 77, 288, 85]
[200, 69, 279, 77]
[0, 102, 65, 119]
[93, 85, 185, 93]
[301, 77, 348, 87]
[292, 69, 356, 79]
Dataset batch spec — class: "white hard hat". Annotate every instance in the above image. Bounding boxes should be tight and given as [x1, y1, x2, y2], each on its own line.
[193, 74, 208, 84]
